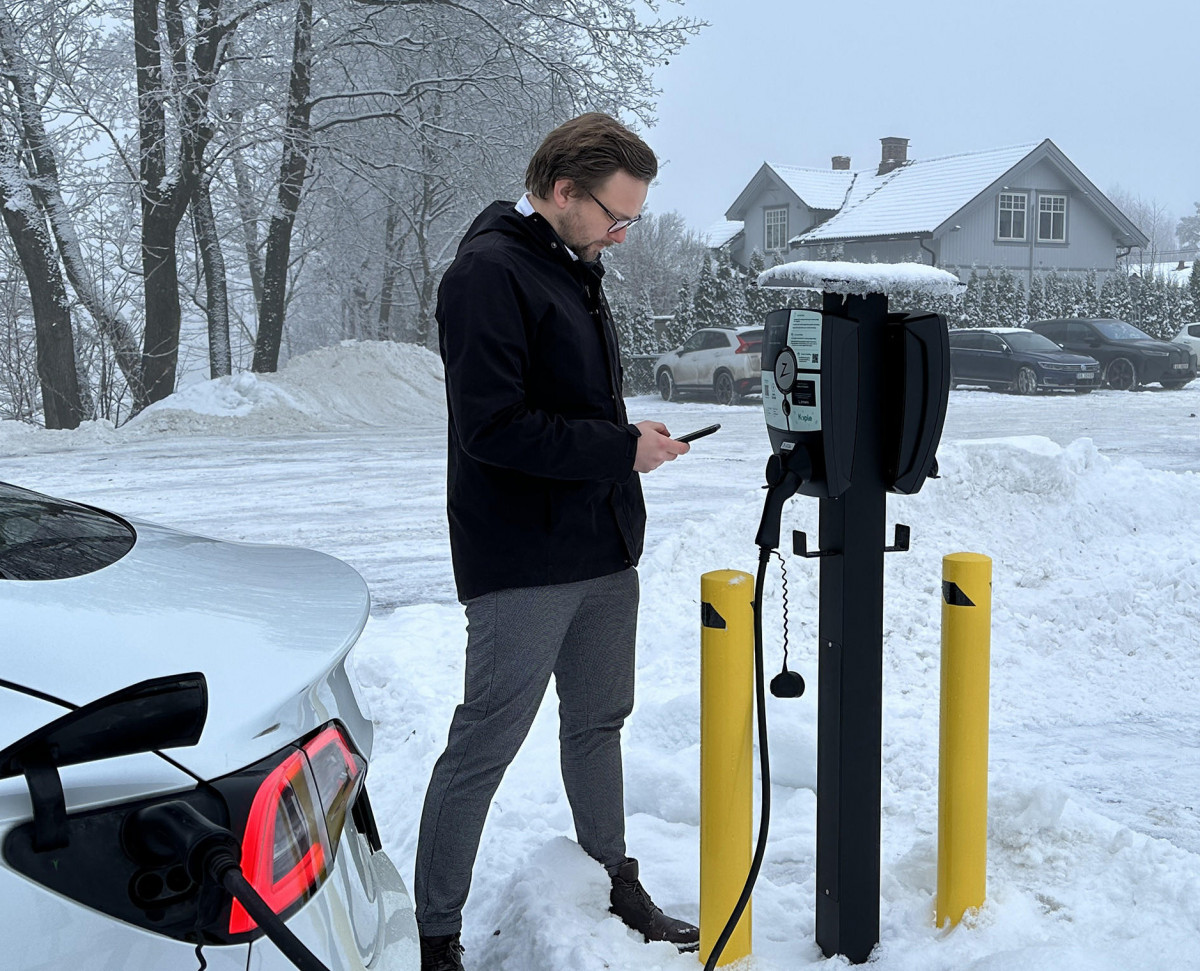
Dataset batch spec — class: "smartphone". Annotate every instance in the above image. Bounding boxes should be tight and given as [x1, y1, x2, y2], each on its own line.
[676, 423, 721, 444]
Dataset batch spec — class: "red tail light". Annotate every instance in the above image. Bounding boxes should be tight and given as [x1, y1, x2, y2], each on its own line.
[736, 336, 761, 354]
[229, 725, 365, 933]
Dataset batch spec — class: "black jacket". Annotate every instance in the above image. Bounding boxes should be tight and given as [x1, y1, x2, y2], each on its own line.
[437, 200, 645, 602]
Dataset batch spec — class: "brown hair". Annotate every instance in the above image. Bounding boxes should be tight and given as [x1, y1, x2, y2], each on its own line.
[525, 112, 657, 198]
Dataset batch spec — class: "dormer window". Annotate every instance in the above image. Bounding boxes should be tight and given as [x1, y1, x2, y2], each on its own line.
[997, 192, 1027, 241]
[1038, 194, 1067, 242]
[764, 207, 789, 250]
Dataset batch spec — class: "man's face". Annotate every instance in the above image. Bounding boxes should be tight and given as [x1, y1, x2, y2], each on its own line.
[557, 170, 648, 263]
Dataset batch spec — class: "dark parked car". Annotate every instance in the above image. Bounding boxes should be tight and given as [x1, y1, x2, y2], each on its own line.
[949, 327, 1101, 394]
[1029, 318, 1196, 390]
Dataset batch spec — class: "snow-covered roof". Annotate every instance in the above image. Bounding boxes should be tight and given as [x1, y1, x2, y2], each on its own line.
[758, 260, 964, 297]
[766, 163, 854, 211]
[793, 143, 1040, 242]
[700, 219, 744, 248]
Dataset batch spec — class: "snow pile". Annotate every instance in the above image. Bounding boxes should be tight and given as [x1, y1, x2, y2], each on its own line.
[130, 340, 446, 434]
[758, 260, 964, 297]
[0, 416, 123, 453]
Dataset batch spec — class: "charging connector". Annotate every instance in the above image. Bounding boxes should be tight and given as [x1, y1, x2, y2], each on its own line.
[124, 799, 333, 971]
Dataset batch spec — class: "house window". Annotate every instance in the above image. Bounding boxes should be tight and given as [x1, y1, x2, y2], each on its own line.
[764, 207, 789, 250]
[997, 192, 1027, 240]
[1038, 194, 1067, 242]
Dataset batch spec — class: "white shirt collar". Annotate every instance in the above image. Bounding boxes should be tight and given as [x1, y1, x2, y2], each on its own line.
[515, 193, 577, 260]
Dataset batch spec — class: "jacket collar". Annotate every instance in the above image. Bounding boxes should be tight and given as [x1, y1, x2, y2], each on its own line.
[512, 196, 606, 279]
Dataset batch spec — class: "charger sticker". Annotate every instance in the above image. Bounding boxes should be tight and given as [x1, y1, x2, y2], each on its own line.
[790, 375, 821, 428]
[761, 373, 821, 431]
[788, 310, 822, 367]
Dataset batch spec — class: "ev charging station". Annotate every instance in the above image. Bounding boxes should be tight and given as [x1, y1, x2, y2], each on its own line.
[706, 261, 961, 967]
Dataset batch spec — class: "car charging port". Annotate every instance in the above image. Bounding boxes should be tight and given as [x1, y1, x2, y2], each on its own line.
[124, 800, 334, 971]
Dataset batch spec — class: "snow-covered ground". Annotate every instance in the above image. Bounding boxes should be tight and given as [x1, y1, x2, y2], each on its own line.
[3, 341, 1200, 970]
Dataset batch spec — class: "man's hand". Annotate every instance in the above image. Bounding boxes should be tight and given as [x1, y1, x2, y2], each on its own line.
[633, 420, 690, 473]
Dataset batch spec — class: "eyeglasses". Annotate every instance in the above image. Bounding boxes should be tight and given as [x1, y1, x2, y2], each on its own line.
[587, 191, 642, 234]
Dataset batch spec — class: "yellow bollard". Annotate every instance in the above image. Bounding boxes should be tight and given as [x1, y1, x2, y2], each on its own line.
[936, 552, 992, 928]
[699, 569, 755, 965]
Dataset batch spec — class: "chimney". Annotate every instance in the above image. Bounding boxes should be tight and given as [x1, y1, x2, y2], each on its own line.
[832, 155, 851, 171]
[878, 136, 909, 175]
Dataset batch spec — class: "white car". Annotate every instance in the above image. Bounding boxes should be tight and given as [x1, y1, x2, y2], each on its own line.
[653, 326, 763, 405]
[0, 481, 419, 971]
[1173, 321, 1200, 370]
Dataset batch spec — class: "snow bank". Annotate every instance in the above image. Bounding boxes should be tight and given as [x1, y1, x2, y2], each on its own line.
[758, 259, 964, 297]
[0, 340, 446, 445]
[131, 340, 446, 436]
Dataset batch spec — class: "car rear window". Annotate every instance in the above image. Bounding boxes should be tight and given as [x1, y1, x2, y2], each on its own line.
[0, 483, 136, 581]
[738, 329, 763, 352]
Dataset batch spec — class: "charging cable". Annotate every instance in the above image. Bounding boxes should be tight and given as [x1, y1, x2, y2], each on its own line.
[705, 452, 810, 970]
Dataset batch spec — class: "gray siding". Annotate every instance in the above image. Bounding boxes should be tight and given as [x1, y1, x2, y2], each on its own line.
[938, 158, 1121, 284]
[738, 178, 823, 265]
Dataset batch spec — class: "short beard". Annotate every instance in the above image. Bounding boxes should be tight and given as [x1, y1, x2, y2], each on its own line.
[557, 206, 603, 263]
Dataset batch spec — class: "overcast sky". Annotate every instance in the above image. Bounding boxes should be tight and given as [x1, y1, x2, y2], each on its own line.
[644, 0, 1198, 240]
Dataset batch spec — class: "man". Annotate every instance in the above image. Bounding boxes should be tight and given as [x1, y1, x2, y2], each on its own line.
[416, 113, 697, 971]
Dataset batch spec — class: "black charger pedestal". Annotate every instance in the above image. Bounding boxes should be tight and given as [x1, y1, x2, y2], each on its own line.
[813, 290, 889, 964]
[758, 259, 954, 967]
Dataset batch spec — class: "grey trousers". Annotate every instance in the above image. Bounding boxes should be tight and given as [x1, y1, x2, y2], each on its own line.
[414, 567, 639, 936]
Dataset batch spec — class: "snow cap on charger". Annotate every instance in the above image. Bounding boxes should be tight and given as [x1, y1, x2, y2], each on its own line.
[758, 260, 964, 298]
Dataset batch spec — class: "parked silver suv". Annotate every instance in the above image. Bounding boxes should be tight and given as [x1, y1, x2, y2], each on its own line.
[654, 326, 763, 405]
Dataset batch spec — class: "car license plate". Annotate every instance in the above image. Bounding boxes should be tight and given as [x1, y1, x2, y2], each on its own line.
[1173, 363, 1189, 370]
[1077, 372, 1093, 381]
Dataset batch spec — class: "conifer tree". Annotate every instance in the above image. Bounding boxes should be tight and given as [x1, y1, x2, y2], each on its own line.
[961, 269, 982, 325]
[1128, 274, 1144, 327]
[1137, 275, 1170, 338]
[1083, 268, 1100, 317]
[995, 267, 1021, 324]
[1099, 271, 1133, 321]
[1063, 274, 1085, 317]
[690, 257, 718, 329]
[713, 251, 749, 327]
[744, 251, 774, 323]
[978, 269, 1000, 323]
[1010, 276, 1026, 326]
[1043, 270, 1063, 317]
[1027, 273, 1046, 322]
[667, 278, 695, 348]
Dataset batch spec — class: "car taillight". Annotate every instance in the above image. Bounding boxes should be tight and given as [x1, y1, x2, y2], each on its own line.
[229, 725, 365, 933]
[736, 336, 761, 354]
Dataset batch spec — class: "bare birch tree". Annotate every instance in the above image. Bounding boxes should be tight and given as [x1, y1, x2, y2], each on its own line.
[0, 140, 82, 428]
